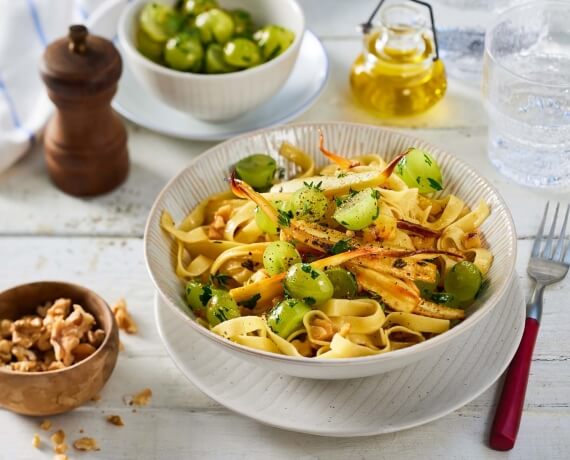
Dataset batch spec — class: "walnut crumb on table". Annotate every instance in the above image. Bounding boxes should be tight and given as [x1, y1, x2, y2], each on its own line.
[112, 298, 137, 334]
[32, 433, 40, 448]
[124, 388, 152, 406]
[40, 419, 52, 430]
[106, 414, 124, 426]
[73, 437, 100, 451]
[50, 429, 65, 447]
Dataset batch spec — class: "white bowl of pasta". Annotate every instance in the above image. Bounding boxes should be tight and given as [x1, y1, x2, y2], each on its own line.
[144, 122, 517, 380]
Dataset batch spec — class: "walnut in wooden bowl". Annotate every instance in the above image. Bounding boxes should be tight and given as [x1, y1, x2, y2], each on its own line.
[0, 282, 119, 415]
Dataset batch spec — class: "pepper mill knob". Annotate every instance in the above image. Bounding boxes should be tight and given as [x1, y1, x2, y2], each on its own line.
[68, 25, 88, 54]
[40, 25, 129, 197]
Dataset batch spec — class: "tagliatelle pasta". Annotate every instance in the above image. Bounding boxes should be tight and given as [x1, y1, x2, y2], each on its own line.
[160, 135, 493, 359]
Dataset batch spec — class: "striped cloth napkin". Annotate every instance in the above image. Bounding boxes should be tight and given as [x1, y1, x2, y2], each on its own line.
[0, 0, 104, 173]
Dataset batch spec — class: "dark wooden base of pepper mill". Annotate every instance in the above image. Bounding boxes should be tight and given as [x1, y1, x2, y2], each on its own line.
[43, 111, 129, 197]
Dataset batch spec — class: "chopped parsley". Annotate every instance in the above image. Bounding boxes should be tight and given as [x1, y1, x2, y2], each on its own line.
[199, 284, 213, 306]
[303, 180, 323, 191]
[371, 189, 380, 200]
[423, 154, 433, 166]
[301, 263, 319, 279]
[330, 239, 353, 255]
[337, 172, 348, 178]
[240, 293, 261, 309]
[277, 208, 293, 227]
[304, 297, 316, 306]
[427, 178, 443, 191]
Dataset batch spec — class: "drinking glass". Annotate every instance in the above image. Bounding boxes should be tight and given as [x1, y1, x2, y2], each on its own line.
[482, 1, 570, 188]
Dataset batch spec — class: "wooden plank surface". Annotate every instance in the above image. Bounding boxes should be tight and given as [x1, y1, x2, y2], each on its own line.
[0, 237, 568, 459]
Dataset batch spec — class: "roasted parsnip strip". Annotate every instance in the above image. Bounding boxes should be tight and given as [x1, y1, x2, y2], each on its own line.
[413, 300, 465, 320]
[319, 130, 360, 169]
[397, 220, 442, 238]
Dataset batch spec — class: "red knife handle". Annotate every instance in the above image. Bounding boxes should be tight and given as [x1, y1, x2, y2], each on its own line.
[489, 317, 540, 451]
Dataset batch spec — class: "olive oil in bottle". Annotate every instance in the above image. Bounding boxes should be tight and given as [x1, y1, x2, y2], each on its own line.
[350, 3, 447, 117]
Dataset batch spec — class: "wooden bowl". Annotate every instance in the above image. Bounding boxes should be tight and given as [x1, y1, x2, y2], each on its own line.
[0, 281, 119, 415]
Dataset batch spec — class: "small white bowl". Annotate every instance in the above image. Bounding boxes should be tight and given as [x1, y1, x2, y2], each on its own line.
[118, 0, 305, 121]
[144, 122, 517, 380]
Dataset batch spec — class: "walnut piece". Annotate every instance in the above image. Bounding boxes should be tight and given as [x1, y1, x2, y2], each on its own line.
[53, 455, 68, 460]
[44, 298, 71, 326]
[73, 437, 100, 451]
[50, 305, 95, 366]
[11, 361, 40, 372]
[40, 419, 52, 431]
[0, 339, 11, 363]
[54, 443, 68, 454]
[208, 204, 232, 239]
[0, 319, 12, 338]
[106, 415, 124, 426]
[12, 345, 37, 362]
[11, 316, 44, 349]
[72, 343, 96, 361]
[87, 329, 106, 348]
[32, 433, 41, 449]
[125, 388, 152, 406]
[112, 299, 138, 334]
[50, 429, 65, 447]
[309, 318, 335, 342]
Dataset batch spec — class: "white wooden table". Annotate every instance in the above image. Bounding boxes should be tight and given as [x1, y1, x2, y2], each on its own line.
[1, 1, 569, 458]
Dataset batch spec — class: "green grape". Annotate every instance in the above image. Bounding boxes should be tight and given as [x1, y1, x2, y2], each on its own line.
[284, 263, 334, 306]
[255, 200, 291, 234]
[333, 188, 379, 230]
[205, 43, 237, 73]
[223, 38, 261, 68]
[136, 27, 164, 61]
[164, 33, 204, 71]
[263, 241, 302, 276]
[182, 0, 217, 16]
[235, 154, 276, 191]
[185, 280, 206, 313]
[267, 299, 312, 338]
[206, 290, 240, 326]
[324, 268, 357, 299]
[255, 206, 277, 235]
[140, 3, 182, 43]
[395, 148, 444, 194]
[444, 261, 482, 302]
[230, 9, 254, 37]
[290, 184, 328, 222]
[254, 25, 295, 61]
[195, 8, 234, 45]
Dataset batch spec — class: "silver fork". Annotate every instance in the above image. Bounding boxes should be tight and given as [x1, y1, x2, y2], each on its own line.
[490, 202, 570, 451]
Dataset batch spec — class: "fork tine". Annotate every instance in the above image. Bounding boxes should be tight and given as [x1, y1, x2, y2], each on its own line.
[542, 202, 560, 259]
[554, 204, 570, 261]
[531, 202, 549, 257]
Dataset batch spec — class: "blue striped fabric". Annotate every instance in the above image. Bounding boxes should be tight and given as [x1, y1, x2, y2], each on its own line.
[26, 0, 48, 47]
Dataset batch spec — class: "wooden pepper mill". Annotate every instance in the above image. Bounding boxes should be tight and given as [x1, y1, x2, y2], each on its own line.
[40, 25, 129, 196]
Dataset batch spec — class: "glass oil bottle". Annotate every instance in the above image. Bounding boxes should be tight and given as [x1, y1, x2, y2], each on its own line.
[350, 1, 447, 117]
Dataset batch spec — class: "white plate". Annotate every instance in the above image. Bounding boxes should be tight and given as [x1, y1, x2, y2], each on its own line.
[88, 0, 329, 141]
[155, 275, 525, 437]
